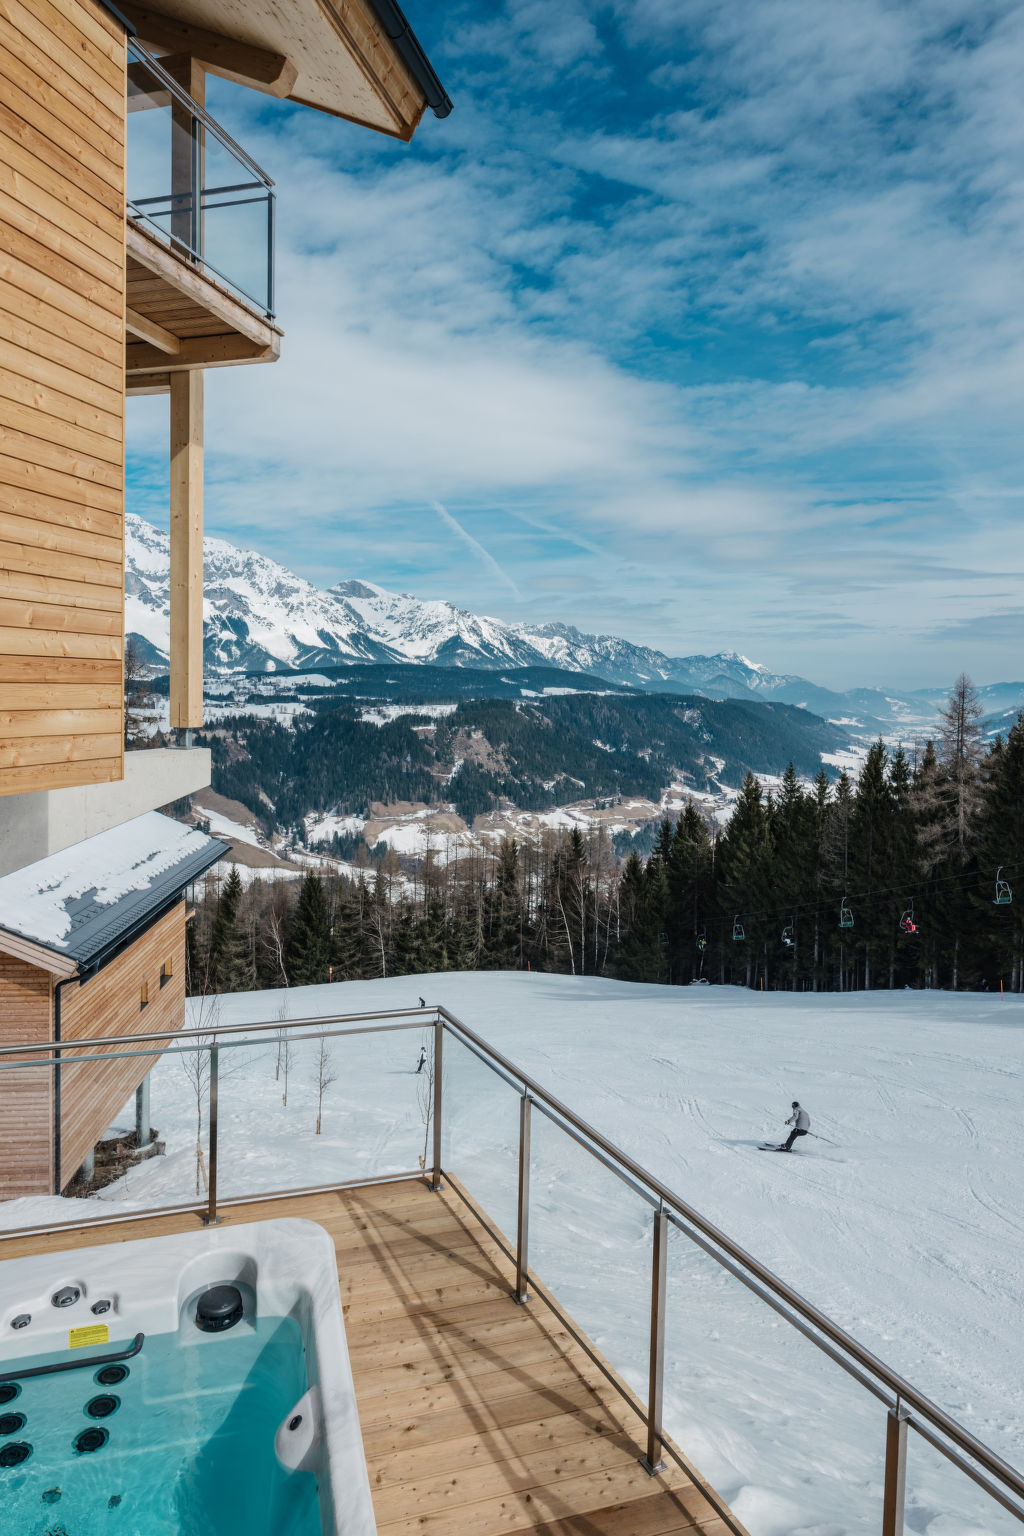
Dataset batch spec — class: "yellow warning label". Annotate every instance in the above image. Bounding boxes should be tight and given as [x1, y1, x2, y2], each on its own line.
[68, 1324, 109, 1350]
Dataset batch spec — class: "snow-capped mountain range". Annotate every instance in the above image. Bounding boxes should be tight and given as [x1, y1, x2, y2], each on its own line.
[125, 516, 1022, 727]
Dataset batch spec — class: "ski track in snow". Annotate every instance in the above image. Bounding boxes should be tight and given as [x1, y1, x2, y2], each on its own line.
[3, 975, 1023, 1536]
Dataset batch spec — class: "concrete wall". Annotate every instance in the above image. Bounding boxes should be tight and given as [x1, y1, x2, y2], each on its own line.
[0, 747, 211, 876]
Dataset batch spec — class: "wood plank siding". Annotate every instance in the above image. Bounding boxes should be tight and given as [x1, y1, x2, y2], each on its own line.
[58, 900, 186, 1187]
[0, 1184, 742, 1535]
[0, 0, 127, 798]
[0, 952, 51, 1199]
[0, 903, 185, 1195]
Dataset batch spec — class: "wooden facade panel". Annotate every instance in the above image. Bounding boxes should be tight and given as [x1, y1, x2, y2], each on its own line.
[0, 450, 122, 514]
[0, 627, 121, 660]
[0, 953, 51, 1199]
[0, 508, 122, 565]
[0, 544, 121, 590]
[0, 681, 121, 709]
[0, 45, 124, 182]
[0, 568, 123, 612]
[59, 902, 187, 1186]
[2, 225, 125, 336]
[0, 0, 127, 121]
[0, 174, 123, 288]
[0, 121, 123, 237]
[0, 706, 122, 736]
[0, 655, 122, 685]
[0, 730, 122, 767]
[0, 274, 124, 367]
[0, 332, 123, 418]
[0, 413, 124, 480]
[0, 298, 124, 391]
[0, 363, 123, 443]
[0, 757, 118, 794]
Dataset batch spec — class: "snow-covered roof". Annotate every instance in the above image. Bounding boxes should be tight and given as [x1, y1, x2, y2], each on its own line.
[0, 812, 227, 970]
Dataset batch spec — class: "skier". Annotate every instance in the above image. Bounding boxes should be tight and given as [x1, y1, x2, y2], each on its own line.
[781, 1101, 810, 1151]
[416, 1045, 427, 1074]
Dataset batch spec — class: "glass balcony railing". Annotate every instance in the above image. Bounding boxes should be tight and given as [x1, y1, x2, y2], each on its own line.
[126, 41, 275, 318]
[1, 1007, 1022, 1534]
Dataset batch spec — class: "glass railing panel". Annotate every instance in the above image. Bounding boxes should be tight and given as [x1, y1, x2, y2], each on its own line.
[906, 1426, 1024, 1534]
[440, 1030, 520, 1244]
[0, 1043, 204, 1231]
[211, 1023, 426, 1201]
[527, 1107, 653, 1402]
[126, 42, 273, 314]
[664, 1219, 883, 1533]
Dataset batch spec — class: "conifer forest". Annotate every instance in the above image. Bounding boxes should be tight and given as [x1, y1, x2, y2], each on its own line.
[187, 681, 1024, 997]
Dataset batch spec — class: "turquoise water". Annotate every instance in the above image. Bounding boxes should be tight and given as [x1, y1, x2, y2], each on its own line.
[0, 1316, 321, 1536]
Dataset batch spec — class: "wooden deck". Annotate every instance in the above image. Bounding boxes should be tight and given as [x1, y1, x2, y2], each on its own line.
[0, 1178, 739, 1536]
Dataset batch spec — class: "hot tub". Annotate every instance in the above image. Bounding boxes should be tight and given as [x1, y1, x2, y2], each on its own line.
[0, 1218, 376, 1536]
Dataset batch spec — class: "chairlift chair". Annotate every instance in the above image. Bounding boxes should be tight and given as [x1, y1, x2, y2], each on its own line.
[994, 867, 1013, 906]
[732, 915, 745, 943]
[899, 901, 918, 935]
[781, 921, 794, 948]
[839, 898, 854, 930]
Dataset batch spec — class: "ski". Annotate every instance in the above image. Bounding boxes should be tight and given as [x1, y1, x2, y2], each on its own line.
[758, 1143, 789, 1151]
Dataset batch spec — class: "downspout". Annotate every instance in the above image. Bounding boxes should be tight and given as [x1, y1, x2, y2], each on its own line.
[52, 975, 78, 1196]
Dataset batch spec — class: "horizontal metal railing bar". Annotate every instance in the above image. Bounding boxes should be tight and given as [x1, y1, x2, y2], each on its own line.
[0, 1171, 426, 1245]
[436, 1008, 1024, 1503]
[530, 1097, 659, 1209]
[666, 1210, 890, 1408]
[125, 208, 275, 319]
[132, 184, 267, 208]
[127, 40, 273, 185]
[908, 1414, 1024, 1524]
[0, 1019, 427, 1072]
[0, 1008, 435, 1056]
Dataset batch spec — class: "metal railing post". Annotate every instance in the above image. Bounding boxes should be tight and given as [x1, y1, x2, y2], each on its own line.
[431, 1017, 443, 1192]
[515, 1094, 532, 1304]
[883, 1401, 909, 1536]
[202, 1042, 220, 1225]
[642, 1203, 668, 1474]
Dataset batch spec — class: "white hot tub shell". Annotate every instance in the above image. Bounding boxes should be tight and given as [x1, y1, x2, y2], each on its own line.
[0, 1217, 376, 1535]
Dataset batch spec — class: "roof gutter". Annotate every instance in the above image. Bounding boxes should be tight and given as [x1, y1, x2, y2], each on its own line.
[366, 0, 452, 118]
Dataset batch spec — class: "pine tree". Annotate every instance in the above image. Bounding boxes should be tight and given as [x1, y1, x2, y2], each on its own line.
[208, 865, 244, 989]
[286, 873, 332, 986]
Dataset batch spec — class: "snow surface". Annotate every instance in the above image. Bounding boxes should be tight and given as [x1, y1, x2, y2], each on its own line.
[0, 812, 218, 948]
[7, 976, 1023, 1533]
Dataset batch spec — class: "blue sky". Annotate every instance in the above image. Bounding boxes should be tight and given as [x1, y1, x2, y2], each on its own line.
[127, 0, 1024, 689]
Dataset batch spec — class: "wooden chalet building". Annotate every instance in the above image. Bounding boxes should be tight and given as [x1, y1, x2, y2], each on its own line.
[0, 0, 449, 1192]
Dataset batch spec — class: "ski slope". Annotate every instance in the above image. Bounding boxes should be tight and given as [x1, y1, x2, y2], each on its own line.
[5, 975, 1023, 1534]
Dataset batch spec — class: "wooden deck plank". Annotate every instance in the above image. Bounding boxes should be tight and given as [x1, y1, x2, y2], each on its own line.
[0, 1181, 740, 1536]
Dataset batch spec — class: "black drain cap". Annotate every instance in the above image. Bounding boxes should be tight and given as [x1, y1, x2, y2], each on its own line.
[74, 1427, 108, 1455]
[0, 1441, 31, 1468]
[0, 1413, 26, 1436]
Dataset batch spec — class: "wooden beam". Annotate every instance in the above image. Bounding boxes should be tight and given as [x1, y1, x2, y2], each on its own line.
[127, 334, 277, 374]
[126, 223, 281, 346]
[126, 373, 170, 396]
[169, 370, 203, 731]
[125, 306, 179, 354]
[0, 928, 78, 979]
[118, 5, 298, 98]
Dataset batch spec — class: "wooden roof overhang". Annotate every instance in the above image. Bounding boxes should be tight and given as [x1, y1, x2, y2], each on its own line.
[119, 0, 450, 142]
[125, 220, 282, 396]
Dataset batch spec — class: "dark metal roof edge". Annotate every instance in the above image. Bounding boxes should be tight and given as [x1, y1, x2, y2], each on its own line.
[72, 836, 230, 970]
[0, 834, 228, 971]
[97, 0, 136, 35]
[365, 0, 452, 119]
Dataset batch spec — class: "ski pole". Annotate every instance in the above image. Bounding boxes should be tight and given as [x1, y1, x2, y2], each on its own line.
[808, 1131, 839, 1146]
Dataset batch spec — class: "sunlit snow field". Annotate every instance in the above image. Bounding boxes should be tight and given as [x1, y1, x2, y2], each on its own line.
[5, 975, 1023, 1535]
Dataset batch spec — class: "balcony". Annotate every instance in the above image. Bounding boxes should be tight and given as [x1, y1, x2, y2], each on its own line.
[124, 41, 281, 394]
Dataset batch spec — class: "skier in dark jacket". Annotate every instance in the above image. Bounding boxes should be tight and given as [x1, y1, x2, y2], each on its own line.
[416, 1045, 427, 1074]
[782, 1101, 810, 1151]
